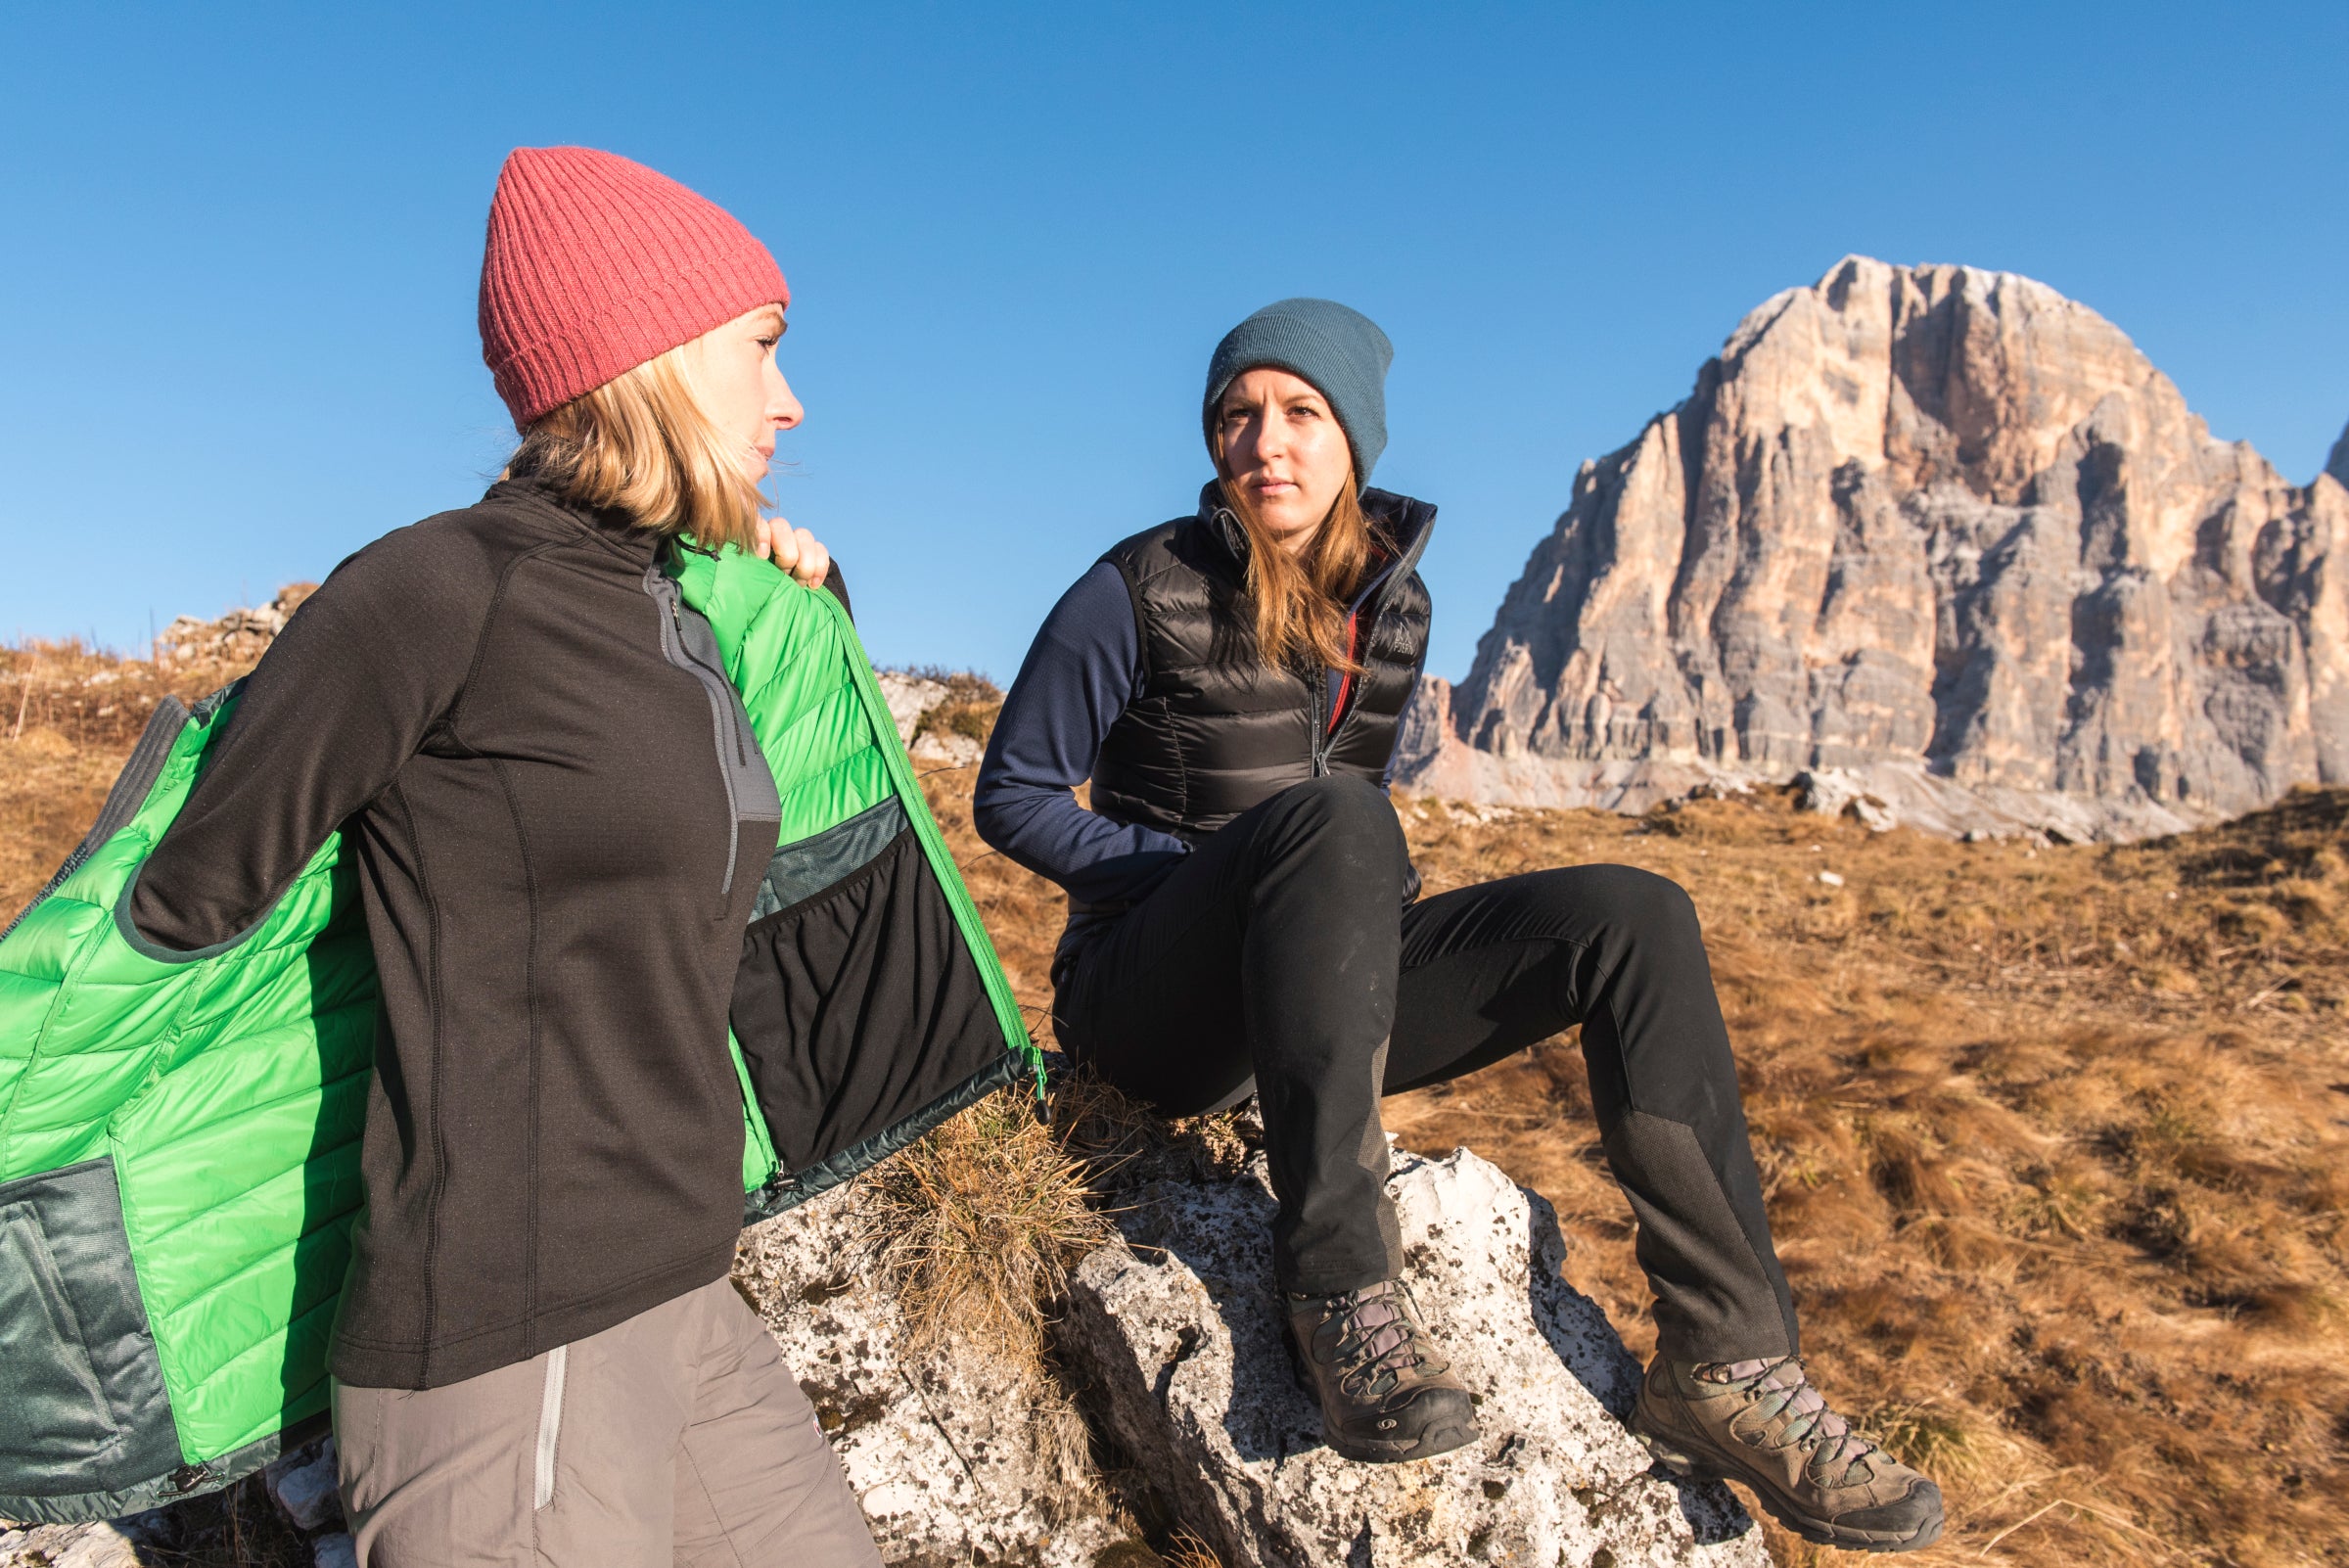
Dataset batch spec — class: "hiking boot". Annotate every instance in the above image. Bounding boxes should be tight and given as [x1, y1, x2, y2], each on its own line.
[1283, 1279, 1480, 1463]
[1631, 1356, 1944, 1552]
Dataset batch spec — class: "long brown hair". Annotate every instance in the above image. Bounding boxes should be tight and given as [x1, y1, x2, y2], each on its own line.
[1211, 462, 1385, 674]
[503, 339, 765, 552]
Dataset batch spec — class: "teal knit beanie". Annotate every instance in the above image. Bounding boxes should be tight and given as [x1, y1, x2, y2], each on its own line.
[1203, 298, 1394, 484]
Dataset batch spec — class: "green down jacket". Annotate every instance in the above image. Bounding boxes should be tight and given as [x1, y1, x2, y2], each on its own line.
[0, 546, 1040, 1525]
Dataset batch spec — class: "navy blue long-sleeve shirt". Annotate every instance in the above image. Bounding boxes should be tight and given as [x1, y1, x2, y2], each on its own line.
[972, 561, 1194, 909]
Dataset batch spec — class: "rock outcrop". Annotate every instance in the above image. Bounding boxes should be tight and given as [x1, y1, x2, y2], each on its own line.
[876, 669, 990, 770]
[1060, 1144, 1766, 1568]
[0, 1519, 158, 1568]
[733, 1180, 1124, 1566]
[1401, 257, 2348, 840]
[153, 583, 317, 667]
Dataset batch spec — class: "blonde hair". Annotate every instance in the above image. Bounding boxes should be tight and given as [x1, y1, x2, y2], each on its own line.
[503, 339, 764, 551]
[1211, 457, 1385, 675]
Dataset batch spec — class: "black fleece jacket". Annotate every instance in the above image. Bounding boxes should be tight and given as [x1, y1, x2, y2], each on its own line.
[130, 479, 786, 1389]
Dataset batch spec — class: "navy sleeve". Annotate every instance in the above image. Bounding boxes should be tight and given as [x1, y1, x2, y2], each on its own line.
[973, 561, 1191, 906]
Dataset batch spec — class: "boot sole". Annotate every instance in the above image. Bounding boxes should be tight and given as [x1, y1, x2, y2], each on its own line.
[1634, 1428, 1945, 1553]
[1325, 1417, 1479, 1465]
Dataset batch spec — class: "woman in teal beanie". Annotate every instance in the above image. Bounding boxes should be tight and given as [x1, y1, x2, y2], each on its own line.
[973, 299, 1944, 1552]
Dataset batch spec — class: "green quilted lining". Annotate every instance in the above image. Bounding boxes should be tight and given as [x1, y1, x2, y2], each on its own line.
[0, 695, 374, 1463]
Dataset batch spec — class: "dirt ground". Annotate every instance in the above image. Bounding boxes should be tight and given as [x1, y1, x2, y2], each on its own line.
[8, 635, 2345, 1567]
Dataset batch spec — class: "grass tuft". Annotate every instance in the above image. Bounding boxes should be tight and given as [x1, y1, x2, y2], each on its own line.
[860, 1088, 1112, 1364]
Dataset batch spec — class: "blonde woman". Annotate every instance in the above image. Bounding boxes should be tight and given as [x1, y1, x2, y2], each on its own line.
[974, 300, 1945, 1552]
[128, 148, 879, 1565]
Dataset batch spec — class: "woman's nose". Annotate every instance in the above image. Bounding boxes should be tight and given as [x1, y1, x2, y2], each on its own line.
[767, 369, 804, 431]
[1248, 412, 1285, 461]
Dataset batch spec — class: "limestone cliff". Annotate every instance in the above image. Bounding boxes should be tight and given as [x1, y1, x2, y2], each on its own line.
[1400, 257, 2348, 839]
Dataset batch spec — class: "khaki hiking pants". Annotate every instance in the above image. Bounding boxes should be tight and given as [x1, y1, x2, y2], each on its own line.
[332, 1276, 880, 1567]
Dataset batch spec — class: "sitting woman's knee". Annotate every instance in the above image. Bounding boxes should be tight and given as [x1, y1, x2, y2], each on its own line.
[1271, 773, 1399, 832]
[1254, 775, 1407, 872]
[1570, 863, 1702, 943]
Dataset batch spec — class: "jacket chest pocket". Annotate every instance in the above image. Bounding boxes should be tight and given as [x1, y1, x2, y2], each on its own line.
[0, 1159, 183, 1499]
[643, 569, 782, 904]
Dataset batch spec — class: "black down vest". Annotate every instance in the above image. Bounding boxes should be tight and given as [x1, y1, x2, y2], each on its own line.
[1090, 484, 1435, 842]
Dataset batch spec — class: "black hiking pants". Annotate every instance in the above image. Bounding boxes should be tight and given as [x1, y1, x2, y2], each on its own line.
[1052, 774, 1798, 1364]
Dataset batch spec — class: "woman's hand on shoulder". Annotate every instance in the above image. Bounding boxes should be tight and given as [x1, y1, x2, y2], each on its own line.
[753, 516, 832, 588]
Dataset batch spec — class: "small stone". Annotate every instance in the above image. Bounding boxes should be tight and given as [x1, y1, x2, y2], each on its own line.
[1817, 870, 1845, 887]
[313, 1532, 359, 1568]
[265, 1437, 344, 1531]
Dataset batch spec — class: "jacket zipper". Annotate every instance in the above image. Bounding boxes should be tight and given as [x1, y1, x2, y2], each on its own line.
[1327, 609, 1365, 735]
[1310, 607, 1364, 777]
[646, 572, 746, 900]
[1310, 669, 1331, 776]
[533, 1343, 569, 1509]
[1315, 506, 1437, 774]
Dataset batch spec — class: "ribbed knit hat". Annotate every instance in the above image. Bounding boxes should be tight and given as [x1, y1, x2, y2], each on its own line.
[479, 146, 789, 428]
[1204, 299, 1394, 483]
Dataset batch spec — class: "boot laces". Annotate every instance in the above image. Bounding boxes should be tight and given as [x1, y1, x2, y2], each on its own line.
[1318, 1281, 1435, 1398]
[1700, 1356, 1875, 1484]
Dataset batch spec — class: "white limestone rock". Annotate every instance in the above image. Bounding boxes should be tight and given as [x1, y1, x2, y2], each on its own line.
[0, 1518, 156, 1568]
[1792, 768, 1896, 832]
[1059, 1145, 1769, 1568]
[153, 584, 316, 666]
[873, 670, 987, 770]
[733, 1181, 1122, 1568]
[263, 1437, 343, 1531]
[874, 671, 951, 746]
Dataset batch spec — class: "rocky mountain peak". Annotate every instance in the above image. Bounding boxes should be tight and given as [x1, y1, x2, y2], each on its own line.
[1401, 256, 2347, 839]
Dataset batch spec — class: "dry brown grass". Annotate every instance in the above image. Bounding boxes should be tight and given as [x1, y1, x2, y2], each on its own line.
[1157, 1525, 1227, 1568]
[1379, 789, 2349, 1567]
[863, 1086, 1113, 1363]
[1, 638, 257, 923]
[11, 628, 2345, 1567]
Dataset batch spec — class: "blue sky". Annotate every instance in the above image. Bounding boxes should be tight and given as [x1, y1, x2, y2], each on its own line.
[4, 3, 2344, 682]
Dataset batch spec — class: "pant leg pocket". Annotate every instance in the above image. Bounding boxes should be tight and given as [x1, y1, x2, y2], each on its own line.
[531, 1346, 567, 1512]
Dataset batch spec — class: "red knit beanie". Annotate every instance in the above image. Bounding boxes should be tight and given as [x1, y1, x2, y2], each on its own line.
[479, 146, 789, 428]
